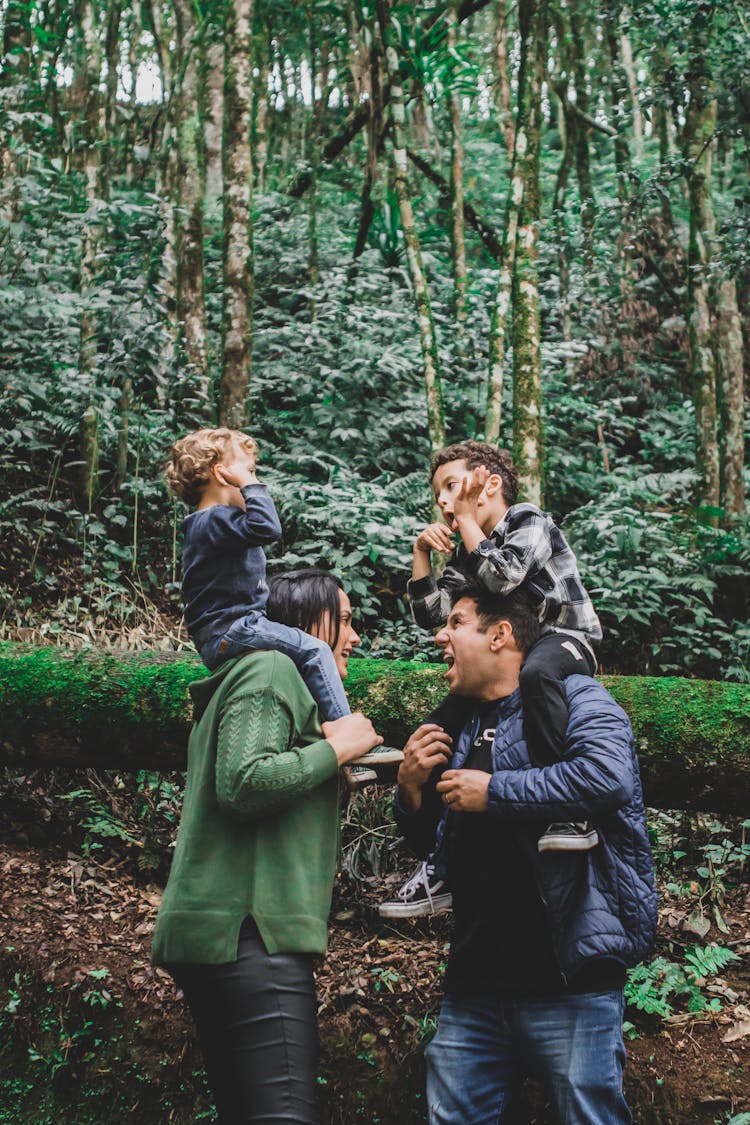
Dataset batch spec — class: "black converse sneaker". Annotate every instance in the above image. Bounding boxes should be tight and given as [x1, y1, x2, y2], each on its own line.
[378, 861, 452, 919]
[537, 821, 599, 852]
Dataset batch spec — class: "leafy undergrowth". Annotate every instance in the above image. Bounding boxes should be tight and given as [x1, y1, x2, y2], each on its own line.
[0, 773, 748, 1124]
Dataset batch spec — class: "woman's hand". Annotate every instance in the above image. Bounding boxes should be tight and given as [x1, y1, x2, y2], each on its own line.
[322, 713, 383, 764]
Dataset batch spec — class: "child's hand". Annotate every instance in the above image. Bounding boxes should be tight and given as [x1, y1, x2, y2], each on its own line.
[452, 467, 490, 522]
[414, 522, 455, 556]
[215, 461, 257, 489]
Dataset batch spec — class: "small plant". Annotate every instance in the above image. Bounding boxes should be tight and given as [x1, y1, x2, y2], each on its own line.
[625, 944, 740, 1020]
[371, 967, 401, 993]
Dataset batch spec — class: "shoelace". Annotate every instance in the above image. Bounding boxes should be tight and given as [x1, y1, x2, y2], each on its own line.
[397, 862, 436, 906]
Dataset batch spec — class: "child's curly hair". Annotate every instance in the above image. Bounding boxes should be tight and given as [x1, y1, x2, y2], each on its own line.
[429, 441, 518, 506]
[165, 428, 258, 505]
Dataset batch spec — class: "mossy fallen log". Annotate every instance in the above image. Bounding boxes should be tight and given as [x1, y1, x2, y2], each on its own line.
[0, 641, 748, 813]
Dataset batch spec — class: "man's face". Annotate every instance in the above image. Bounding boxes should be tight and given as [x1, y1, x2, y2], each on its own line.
[435, 597, 498, 697]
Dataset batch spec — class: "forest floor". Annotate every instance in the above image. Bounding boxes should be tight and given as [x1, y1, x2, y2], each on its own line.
[0, 799, 748, 1125]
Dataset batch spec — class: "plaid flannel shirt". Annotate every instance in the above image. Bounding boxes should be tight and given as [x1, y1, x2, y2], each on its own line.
[407, 502, 602, 643]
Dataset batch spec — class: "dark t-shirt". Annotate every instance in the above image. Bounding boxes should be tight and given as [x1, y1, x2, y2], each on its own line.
[444, 699, 624, 999]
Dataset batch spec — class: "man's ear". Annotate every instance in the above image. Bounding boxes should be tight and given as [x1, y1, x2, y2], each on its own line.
[489, 619, 513, 651]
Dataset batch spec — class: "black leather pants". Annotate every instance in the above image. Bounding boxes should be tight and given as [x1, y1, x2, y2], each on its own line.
[170, 919, 318, 1124]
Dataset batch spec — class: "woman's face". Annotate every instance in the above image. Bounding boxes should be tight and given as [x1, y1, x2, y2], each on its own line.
[311, 589, 360, 679]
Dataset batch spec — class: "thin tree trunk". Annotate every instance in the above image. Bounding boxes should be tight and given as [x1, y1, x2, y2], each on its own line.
[145, 0, 178, 395]
[254, 26, 271, 193]
[603, 2, 636, 300]
[485, 137, 524, 443]
[72, 0, 104, 509]
[0, 0, 31, 221]
[510, 0, 546, 504]
[552, 97, 575, 369]
[652, 44, 675, 227]
[619, 9, 643, 162]
[716, 277, 746, 516]
[307, 8, 320, 322]
[448, 5, 467, 357]
[100, 0, 122, 199]
[351, 46, 384, 262]
[220, 0, 254, 428]
[173, 0, 209, 394]
[684, 1, 720, 519]
[377, 0, 445, 451]
[568, 0, 594, 263]
[494, 0, 515, 158]
[204, 36, 224, 215]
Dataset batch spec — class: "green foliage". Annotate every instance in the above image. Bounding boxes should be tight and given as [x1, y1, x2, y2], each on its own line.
[625, 944, 740, 1019]
[1, 0, 749, 688]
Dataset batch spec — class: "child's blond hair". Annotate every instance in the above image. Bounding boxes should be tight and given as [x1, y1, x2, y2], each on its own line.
[165, 428, 258, 505]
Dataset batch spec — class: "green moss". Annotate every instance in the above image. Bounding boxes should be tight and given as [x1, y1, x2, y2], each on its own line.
[1, 643, 749, 811]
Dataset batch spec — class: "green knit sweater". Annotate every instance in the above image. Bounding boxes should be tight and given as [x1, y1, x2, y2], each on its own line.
[151, 650, 341, 964]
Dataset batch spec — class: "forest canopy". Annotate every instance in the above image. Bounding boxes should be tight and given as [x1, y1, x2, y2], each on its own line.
[0, 0, 748, 679]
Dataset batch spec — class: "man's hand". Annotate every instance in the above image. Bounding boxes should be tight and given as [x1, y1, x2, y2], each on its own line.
[397, 723, 452, 812]
[414, 522, 455, 557]
[436, 768, 490, 813]
[452, 467, 490, 524]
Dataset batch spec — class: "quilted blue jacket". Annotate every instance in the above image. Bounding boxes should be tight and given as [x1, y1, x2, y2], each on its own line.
[395, 675, 658, 981]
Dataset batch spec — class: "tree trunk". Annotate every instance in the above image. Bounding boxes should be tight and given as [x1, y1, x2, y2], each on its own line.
[619, 9, 643, 162]
[377, 0, 445, 451]
[307, 7, 321, 322]
[173, 0, 209, 396]
[493, 0, 515, 158]
[568, 0, 594, 263]
[100, 0, 123, 199]
[684, 2, 720, 520]
[351, 45, 384, 263]
[716, 277, 746, 517]
[0, 0, 32, 222]
[219, 0, 254, 429]
[485, 133, 524, 443]
[146, 0, 179, 397]
[510, 0, 546, 504]
[1, 643, 749, 814]
[71, 0, 104, 509]
[204, 35, 224, 216]
[448, 5, 467, 356]
[254, 26, 271, 194]
[551, 73, 575, 369]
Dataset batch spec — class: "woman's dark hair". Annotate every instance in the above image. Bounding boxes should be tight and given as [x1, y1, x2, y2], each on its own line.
[266, 568, 344, 650]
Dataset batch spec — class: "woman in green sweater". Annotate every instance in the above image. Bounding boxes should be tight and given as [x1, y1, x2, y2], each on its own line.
[151, 568, 381, 1123]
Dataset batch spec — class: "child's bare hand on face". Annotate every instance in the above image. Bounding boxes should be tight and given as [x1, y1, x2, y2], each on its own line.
[414, 522, 455, 556]
[452, 467, 490, 523]
[215, 461, 258, 489]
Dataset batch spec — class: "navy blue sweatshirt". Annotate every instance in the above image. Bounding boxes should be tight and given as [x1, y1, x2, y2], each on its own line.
[181, 483, 283, 645]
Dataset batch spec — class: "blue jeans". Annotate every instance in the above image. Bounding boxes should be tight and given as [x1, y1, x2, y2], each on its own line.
[426, 990, 631, 1125]
[201, 612, 350, 723]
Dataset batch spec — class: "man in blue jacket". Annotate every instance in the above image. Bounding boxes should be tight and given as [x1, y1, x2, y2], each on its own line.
[395, 584, 657, 1125]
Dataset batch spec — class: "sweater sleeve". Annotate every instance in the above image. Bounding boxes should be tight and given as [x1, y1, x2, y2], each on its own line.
[215, 684, 339, 818]
[196, 485, 282, 550]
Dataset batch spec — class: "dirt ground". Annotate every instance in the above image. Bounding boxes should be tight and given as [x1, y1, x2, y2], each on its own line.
[1, 832, 748, 1124]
